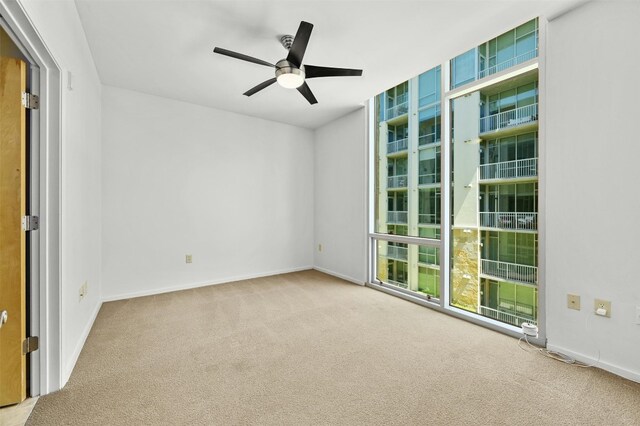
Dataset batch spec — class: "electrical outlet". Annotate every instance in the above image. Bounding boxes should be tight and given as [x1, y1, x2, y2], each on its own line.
[185, 254, 192, 264]
[79, 281, 87, 301]
[594, 299, 611, 318]
[567, 294, 581, 310]
[318, 244, 322, 252]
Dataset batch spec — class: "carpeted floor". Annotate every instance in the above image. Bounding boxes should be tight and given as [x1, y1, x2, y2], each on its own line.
[27, 270, 640, 425]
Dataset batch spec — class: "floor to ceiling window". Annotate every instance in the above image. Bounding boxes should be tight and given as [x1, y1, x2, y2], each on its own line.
[370, 18, 541, 336]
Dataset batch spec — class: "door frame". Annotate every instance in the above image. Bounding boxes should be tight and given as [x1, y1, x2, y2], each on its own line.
[0, 1, 62, 396]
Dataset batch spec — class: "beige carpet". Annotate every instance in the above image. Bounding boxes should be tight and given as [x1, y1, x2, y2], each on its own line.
[27, 270, 640, 425]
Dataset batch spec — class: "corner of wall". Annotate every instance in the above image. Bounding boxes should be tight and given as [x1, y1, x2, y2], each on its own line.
[62, 298, 102, 386]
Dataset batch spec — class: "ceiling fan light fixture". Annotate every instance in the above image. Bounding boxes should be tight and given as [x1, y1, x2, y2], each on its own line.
[213, 21, 363, 104]
[275, 60, 305, 89]
[276, 72, 305, 89]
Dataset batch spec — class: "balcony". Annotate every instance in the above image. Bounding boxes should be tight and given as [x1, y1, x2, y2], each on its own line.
[419, 133, 440, 147]
[388, 175, 408, 189]
[480, 158, 537, 181]
[386, 93, 409, 120]
[481, 259, 537, 284]
[480, 103, 538, 134]
[478, 48, 538, 80]
[387, 138, 408, 155]
[387, 211, 408, 224]
[480, 212, 537, 231]
[386, 245, 408, 261]
[479, 305, 536, 327]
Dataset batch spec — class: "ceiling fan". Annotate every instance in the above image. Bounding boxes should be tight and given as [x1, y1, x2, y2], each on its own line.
[213, 21, 363, 105]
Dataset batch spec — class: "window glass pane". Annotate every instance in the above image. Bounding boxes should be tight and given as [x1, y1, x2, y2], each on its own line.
[488, 95, 499, 115]
[516, 132, 536, 159]
[377, 241, 440, 299]
[418, 147, 440, 185]
[516, 19, 536, 38]
[498, 136, 516, 162]
[378, 96, 385, 121]
[419, 67, 437, 107]
[480, 279, 538, 326]
[451, 48, 476, 88]
[450, 68, 539, 327]
[499, 89, 516, 111]
[435, 67, 441, 102]
[496, 31, 515, 64]
[419, 227, 441, 239]
[374, 66, 441, 238]
[517, 83, 536, 107]
[419, 188, 440, 225]
[516, 32, 536, 56]
[418, 105, 441, 145]
[489, 39, 497, 57]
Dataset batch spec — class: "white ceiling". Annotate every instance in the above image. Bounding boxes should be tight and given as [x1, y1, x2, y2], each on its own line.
[75, 0, 582, 129]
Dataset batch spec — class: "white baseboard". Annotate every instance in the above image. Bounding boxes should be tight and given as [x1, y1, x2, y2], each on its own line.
[546, 343, 640, 383]
[62, 299, 103, 387]
[313, 266, 365, 286]
[101, 265, 314, 302]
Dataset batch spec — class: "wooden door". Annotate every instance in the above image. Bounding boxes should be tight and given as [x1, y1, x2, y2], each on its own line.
[0, 56, 27, 406]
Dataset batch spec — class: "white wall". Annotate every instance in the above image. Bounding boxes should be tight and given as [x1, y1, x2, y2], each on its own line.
[19, 0, 103, 385]
[545, 1, 640, 381]
[313, 108, 367, 284]
[101, 86, 314, 300]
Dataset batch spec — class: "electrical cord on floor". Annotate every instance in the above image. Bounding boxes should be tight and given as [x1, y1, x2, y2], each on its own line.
[517, 316, 601, 369]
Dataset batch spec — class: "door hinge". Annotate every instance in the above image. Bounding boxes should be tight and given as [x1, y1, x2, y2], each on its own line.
[22, 92, 40, 110]
[23, 336, 39, 354]
[22, 215, 39, 231]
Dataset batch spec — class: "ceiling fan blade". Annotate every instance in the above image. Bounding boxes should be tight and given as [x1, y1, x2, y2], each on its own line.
[243, 78, 277, 97]
[286, 21, 313, 67]
[297, 82, 318, 105]
[213, 47, 274, 68]
[304, 65, 363, 79]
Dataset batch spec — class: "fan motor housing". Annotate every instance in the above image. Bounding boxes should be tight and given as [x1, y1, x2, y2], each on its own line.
[275, 59, 306, 88]
[275, 59, 305, 79]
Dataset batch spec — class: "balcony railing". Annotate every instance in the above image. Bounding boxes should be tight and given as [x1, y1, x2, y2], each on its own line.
[480, 103, 538, 134]
[480, 158, 537, 180]
[419, 133, 440, 147]
[387, 211, 408, 224]
[386, 245, 408, 261]
[481, 259, 537, 284]
[388, 175, 408, 189]
[478, 48, 538, 80]
[480, 212, 537, 231]
[387, 137, 408, 154]
[479, 305, 537, 327]
[418, 213, 438, 225]
[386, 93, 409, 120]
